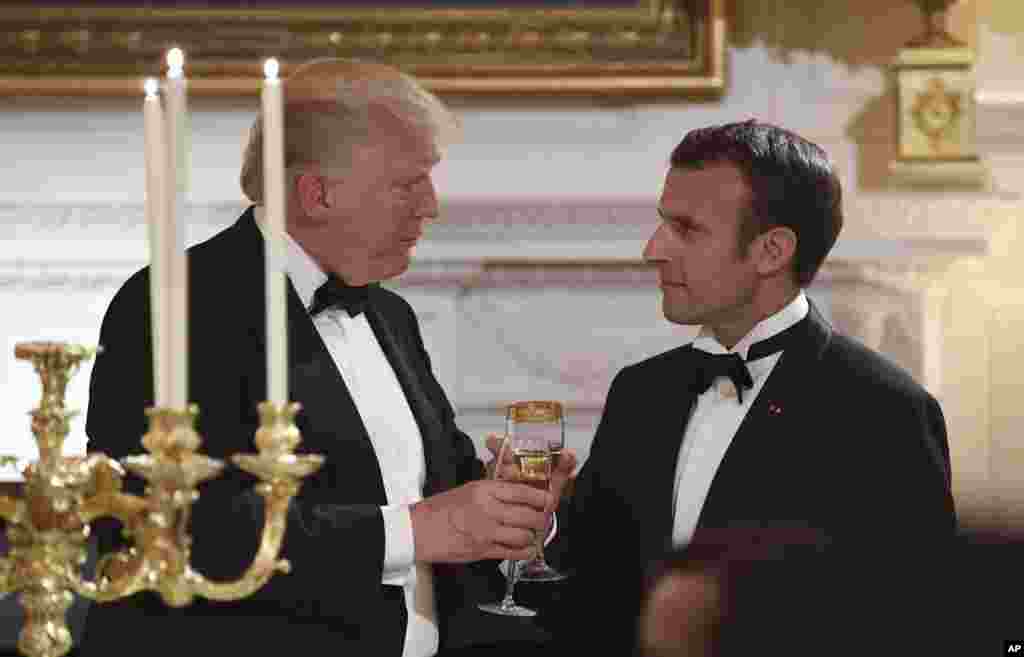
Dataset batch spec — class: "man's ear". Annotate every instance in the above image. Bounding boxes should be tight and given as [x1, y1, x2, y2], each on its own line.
[754, 226, 797, 277]
[295, 171, 328, 218]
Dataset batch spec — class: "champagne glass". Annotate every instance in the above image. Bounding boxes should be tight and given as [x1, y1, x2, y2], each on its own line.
[478, 415, 553, 617]
[511, 401, 568, 583]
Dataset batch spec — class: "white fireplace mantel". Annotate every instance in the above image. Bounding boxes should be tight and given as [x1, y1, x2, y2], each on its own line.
[0, 190, 1010, 269]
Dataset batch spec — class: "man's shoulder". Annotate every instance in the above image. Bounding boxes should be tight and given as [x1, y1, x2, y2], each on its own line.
[104, 212, 255, 321]
[611, 343, 693, 386]
[187, 210, 257, 266]
[103, 265, 150, 321]
[367, 284, 417, 319]
[823, 332, 932, 401]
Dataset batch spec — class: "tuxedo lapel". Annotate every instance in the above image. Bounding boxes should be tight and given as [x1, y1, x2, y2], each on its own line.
[365, 302, 452, 498]
[696, 303, 832, 529]
[288, 277, 392, 502]
[644, 346, 703, 547]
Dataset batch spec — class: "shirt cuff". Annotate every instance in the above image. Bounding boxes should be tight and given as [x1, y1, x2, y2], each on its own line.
[381, 504, 415, 586]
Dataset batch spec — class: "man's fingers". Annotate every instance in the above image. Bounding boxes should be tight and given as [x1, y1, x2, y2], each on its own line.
[492, 503, 548, 533]
[485, 433, 503, 457]
[489, 480, 551, 510]
[495, 463, 521, 481]
[485, 434, 516, 464]
[492, 526, 536, 551]
[547, 448, 578, 508]
[555, 448, 577, 475]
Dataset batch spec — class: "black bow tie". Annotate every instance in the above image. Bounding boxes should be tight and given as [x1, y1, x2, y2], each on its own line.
[309, 274, 371, 317]
[692, 352, 754, 403]
[690, 319, 804, 404]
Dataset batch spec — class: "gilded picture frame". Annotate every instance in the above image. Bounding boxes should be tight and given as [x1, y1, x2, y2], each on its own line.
[0, 0, 725, 97]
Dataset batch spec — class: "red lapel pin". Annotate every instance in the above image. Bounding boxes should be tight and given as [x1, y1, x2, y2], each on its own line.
[768, 402, 783, 416]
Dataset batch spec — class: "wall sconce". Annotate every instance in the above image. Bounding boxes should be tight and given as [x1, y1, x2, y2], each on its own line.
[890, 0, 988, 187]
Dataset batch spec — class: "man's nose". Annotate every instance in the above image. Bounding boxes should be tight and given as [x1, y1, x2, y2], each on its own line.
[418, 178, 440, 220]
[643, 223, 669, 263]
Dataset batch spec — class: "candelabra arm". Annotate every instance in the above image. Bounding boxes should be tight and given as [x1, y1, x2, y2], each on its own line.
[191, 401, 322, 601]
[0, 493, 25, 596]
[65, 549, 149, 603]
[77, 492, 148, 527]
[72, 491, 151, 602]
[0, 495, 24, 595]
[0, 495, 25, 525]
[188, 482, 293, 601]
[0, 556, 13, 595]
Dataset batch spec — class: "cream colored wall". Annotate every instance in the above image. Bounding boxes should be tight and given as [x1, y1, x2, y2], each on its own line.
[942, 208, 1024, 527]
[929, 0, 1024, 528]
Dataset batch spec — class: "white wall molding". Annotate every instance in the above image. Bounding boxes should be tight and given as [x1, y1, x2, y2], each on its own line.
[2, 194, 1010, 271]
[1, 194, 1013, 462]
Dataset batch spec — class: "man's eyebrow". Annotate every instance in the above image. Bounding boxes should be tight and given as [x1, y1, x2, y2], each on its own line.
[657, 208, 697, 225]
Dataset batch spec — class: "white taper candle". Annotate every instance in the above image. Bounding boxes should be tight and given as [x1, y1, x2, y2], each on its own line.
[164, 47, 189, 408]
[143, 78, 171, 407]
[262, 58, 288, 405]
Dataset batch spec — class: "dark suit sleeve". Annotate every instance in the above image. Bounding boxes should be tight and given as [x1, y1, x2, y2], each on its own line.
[549, 372, 617, 574]
[857, 387, 956, 539]
[541, 370, 645, 655]
[404, 297, 484, 486]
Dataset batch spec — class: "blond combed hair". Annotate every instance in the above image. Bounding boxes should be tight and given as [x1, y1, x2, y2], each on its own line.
[240, 58, 459, 204]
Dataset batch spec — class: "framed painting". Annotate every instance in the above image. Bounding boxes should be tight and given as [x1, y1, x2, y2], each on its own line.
[0, 0, 724, 97]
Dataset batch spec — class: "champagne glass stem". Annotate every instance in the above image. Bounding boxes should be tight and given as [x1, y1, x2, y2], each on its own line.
[499, 560, 520, 611]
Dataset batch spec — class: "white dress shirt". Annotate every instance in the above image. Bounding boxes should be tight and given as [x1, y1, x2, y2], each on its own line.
[255, 209, 438, 657]
[670, 292, 810, 547]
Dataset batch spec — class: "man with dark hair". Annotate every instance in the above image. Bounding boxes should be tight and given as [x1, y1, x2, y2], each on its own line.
[542, 120, 956, 654]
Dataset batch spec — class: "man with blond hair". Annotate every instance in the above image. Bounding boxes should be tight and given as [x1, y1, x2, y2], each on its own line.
[84, 59, 572, 657]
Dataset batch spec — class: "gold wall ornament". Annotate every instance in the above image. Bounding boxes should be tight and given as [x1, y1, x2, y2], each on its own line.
[890, 0, 987, 187]
[910, 77, 962, 154]
[0, 342, 323, 657]
[0, 0, 725, 97]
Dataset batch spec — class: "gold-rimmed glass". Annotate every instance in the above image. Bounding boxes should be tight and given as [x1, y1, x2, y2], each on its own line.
[477, 430, 550, 617]
[506, 401, 567, 583]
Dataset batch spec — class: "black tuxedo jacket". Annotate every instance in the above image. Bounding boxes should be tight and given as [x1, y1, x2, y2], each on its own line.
[80, 209, 501, 655]
[543, 303, 956, 654]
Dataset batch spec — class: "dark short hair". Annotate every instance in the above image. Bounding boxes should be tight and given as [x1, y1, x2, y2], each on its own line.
[670, 120, 843, 287]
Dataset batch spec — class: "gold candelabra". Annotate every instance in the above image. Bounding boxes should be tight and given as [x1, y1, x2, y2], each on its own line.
[0, 342, 323, 657]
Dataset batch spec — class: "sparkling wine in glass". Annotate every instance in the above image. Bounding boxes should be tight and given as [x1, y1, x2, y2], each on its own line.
[477, 431, 551, 617]
[510, 401, 568, 583]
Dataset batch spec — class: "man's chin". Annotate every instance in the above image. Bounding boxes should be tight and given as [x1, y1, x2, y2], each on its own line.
[663, 306, 702, 327]
[373, 257, 411, 282]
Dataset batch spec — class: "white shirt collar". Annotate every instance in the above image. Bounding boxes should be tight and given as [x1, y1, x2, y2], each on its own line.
[691, 290, 809, 359]
[253, 205, 327, 311]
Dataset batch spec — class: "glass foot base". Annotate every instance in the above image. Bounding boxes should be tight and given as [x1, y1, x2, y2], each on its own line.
[478, 601, 536, 617]
[517, 561, 568, 583]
